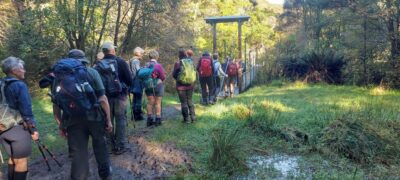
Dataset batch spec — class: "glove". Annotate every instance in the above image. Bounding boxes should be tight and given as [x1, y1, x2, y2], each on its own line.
[22, 121, 36, 134]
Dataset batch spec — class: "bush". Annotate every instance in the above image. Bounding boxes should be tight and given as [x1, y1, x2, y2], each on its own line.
[280, 50, 346, 84]
[209, 122, 247, 175]
[320, 117, 400, 165]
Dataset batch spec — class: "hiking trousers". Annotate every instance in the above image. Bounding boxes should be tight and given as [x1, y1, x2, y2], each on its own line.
[177, 89, 196, 121]
[199, 76, 214, 103]
[132, 92, 143, 116]
[107, 95, 128, 150]
[67, 120, 111, 180]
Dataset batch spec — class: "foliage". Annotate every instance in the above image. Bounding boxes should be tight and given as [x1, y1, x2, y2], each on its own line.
[320, 116, 400, 165]
[208, 122, 247, 175]
[279, 50, 345, 84]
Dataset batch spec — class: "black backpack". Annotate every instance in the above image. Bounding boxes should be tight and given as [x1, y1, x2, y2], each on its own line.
[94, 58, 122, 97]
[52, 58, 96, 118]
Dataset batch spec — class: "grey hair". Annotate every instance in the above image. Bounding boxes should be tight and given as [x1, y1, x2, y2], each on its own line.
[148, 50, 159, 59]
[1, 56, 25, 74]
[133, 47, 144, 56]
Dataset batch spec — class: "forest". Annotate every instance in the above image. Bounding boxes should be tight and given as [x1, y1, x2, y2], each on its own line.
[0, 0, 399, 179]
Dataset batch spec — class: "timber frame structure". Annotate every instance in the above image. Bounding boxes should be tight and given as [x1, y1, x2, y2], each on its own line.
[204, 16, 250, 59]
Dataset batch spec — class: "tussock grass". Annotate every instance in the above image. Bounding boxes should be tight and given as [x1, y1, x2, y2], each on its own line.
[208, 122, 247, 175]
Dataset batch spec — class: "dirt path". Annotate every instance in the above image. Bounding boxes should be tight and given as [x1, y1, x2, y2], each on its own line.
[2, 105, 191, 179]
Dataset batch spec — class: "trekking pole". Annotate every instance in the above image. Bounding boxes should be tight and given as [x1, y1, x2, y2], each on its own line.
[35, 140, 51, 171]
[128, 93, 136, 128]
[37, 140, 62, 168]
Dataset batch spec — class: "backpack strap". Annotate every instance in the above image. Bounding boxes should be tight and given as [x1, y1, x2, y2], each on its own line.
[1, 78, 19, 104]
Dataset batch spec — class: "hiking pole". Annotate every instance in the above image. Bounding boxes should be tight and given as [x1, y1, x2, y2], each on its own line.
[37, 140, 62, 168]
[128, 93, 136, 128]
[35, 140, 51, 171]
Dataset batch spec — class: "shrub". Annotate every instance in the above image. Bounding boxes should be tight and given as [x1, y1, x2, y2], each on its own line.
[232, 104, 251, 120]
[209, 123, 247, 175]
[320, 117, 400, 165]
[280, 50, 346, 84]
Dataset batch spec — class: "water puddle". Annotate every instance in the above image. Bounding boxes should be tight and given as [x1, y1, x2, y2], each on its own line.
[238, 154, 312, 180]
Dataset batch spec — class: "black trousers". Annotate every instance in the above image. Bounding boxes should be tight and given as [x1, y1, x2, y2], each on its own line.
[199, 76, 214, 103]
[177, 89, 195, 120]
[67, 120, 111, 180]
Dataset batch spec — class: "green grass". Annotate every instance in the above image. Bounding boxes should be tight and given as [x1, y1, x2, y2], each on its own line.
[14, 82, 400, 178]
[149, 81, 400, 178]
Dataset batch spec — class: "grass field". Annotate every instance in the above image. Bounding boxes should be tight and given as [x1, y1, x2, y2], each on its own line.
[149, 81, 400, 179]
[16, 82, 400, 178]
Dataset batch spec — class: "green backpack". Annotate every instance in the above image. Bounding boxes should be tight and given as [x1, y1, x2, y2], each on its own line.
[0, 79, 22, 133]
[178, 58, 196, 85]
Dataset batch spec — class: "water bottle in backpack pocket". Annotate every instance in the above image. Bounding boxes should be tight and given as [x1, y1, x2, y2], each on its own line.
[94, 59, 122, 97]
[52, 58, 95, 118]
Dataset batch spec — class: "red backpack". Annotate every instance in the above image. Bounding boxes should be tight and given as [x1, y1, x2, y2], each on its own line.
[198, 57, 212, 77]
[227, 62, 238, 76]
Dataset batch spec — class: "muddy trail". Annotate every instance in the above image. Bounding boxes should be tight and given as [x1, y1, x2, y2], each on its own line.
[2, 105, 192, 179]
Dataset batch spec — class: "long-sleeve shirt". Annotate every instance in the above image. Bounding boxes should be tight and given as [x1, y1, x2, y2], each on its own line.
[173, 59, 195, 91]
[213, 59, 227, 77]
[4, 76, 37, 130]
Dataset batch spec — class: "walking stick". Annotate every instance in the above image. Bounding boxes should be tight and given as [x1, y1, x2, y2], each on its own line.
[128, 93, 136, 128]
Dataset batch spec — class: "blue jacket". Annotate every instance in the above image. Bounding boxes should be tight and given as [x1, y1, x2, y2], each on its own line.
[4, 76, 37, 130]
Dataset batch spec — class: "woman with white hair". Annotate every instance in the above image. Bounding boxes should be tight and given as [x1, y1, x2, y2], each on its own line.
[129, 47, 145, 121]
[0, 56, 39, 180]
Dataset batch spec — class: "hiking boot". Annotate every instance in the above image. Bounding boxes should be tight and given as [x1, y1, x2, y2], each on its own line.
[113, 147, 127, 155]
[146, 116, 154, 127]
[134, 113, 144, 121]
[182, 117, 190, 123]
[191, 115, 196, 123]
[155, 117, 162, 126]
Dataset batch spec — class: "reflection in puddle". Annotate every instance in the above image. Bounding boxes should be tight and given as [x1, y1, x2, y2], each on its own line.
[238, 154, 311, 180]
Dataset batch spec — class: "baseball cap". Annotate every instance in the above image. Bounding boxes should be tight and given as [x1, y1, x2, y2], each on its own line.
[68, 49, 89, 63]
[101, 42, 117, 51]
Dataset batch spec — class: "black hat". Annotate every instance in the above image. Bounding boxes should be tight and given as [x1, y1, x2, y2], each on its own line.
[68, 49, 89, 63]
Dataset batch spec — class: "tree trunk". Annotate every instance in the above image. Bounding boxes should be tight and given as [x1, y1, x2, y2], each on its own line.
[114, 0, 122, 47]
[121, 1, 141, 54]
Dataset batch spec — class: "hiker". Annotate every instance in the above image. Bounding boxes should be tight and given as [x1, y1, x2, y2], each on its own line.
[173, 49, 196, 123]
[212, 53, 227, 102]
[129, 47, 145, 121]
[0, 57, 39, 180]
[144, 50, 166, 127]
[95, 42, 133, 155]
[225, 58, 239, 98]
[237, 59, 245, 93]
[96, 52, 105, 62]
[196, 51, 215, 105]
[186, 49, 194, 59]
[52, 49, 113, 180]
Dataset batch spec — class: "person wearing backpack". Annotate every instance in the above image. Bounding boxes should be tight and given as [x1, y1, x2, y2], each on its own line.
[95, 42, 133, 155]
[52, 49, 113, 180]
[212, 53, 227, 102]
[173, 49, 196, 123]
[237, 59, 245, 93]
[129, 47, 145, 121]
[143, 50, 166, 127]
[225, 58, 239, 98]
[196, 51, 215, 105]
[0, 57, 39, 180]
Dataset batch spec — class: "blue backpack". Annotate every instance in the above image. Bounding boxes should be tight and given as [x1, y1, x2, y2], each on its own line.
[52, 58, 95, 118]
[137, 63, 158, 89]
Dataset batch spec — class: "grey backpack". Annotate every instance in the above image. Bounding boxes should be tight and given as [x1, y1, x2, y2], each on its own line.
[0, 79, 22, 133]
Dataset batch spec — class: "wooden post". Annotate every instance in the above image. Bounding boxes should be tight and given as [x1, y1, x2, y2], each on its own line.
[212, 23, 217, 53]
[238, 21, 243, 59]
